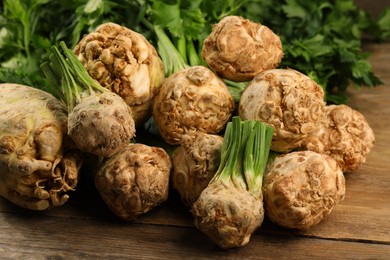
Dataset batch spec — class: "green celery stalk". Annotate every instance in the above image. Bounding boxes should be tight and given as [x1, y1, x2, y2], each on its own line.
[192, 116, 274, 249]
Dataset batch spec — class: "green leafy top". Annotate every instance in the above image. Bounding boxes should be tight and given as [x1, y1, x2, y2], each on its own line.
[41, 41, 107, 110]
[213, 117, 274, 197]
[151, 0, 205, 40]
[1, 0, 389, 104]
[242, 0, 389, 103]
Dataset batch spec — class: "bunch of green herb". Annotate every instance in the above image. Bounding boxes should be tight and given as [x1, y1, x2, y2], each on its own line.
[0, 0, 127, 90]
[0, 0, 53, 88]
[1, 0, 389, 103]
[242, 0, 390, 103]
[141, 0, 390, 103]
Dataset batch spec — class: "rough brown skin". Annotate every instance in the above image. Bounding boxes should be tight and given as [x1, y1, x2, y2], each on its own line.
[152, 66, 234, 145]
[0, 84, 82, 210]
[263, 151, 345, 230]
[239, 69, 326, 152]
[192, 181, 264, 249]
[74, 22, 165, 126]
[304, 104, 375, 173]
[202, 15, 283, 82]
[68, 91, 136, 158]
[95, 143, 171, 221]
[172, 133, 223, 207]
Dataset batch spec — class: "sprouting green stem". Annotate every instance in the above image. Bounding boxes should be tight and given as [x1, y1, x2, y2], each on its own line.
[135, 1, 148, 27]
[212, 117, 274, 195]
[140, 16, 154, 32]
[261, 127, 274, 174]
[154, 26, 188, 76]
[213, 120, 234, 182]
[59, 41, 107, 93]
[186, 38, 202, 67]
[213, 121, 233, 180]
[224, 117, 247, 189]
[212, 117, 246, 190]
[40, 62, 63, 101]
[231, 119, 255, 190]
[176, 37, 188, 64]
[41, 41, 109, 109]
[140, 17, 188, 76]
[224, 80, 248, 103]
[47, 45, 82, 109]
[244, 121, 274, 195]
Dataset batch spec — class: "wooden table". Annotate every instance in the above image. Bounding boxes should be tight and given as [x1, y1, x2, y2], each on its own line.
[1, 42, 389, 259]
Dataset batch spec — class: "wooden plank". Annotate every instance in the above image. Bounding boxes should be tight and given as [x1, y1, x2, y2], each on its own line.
[1, 212, 389, 259]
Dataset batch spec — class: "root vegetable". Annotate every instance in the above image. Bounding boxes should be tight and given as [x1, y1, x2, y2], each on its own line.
[41, 42, 136, 158]
[263, 151, 345, 230]
[192, 117, 274, 249]
[152, 66, 234, 145]
[304, 104, 375, 172]
[239, 69, 326, 153]
[74, 22, 165, 125]
[95, 143, 171, 221]
[0, 83, 82, 210]
[172, 133, 223, 207]
[202, 15, 283, 82]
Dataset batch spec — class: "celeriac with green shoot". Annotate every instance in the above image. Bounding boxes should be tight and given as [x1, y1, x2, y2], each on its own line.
[192, 117, 274, 249]
[41, 42, 136, 158]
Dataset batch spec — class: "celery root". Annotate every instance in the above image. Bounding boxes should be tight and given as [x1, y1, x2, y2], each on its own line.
[172, 133, 223, 207]
[0, 83, 82, 210]
[202, 15, 283, 82]
[304, 104, 375, 172]
[74, 22, 165, 126]
[152, 66, 234, 145]
[192, 117, 274, 249]
[239, 69, 326, 152]
[95, 143, 171, 220]
[263, 151, 345, 230]
[41, 42, 136, 158]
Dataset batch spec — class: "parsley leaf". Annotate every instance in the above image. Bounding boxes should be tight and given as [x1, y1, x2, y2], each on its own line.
[0, 0, 389, 104]
[151, 0, 205, 40]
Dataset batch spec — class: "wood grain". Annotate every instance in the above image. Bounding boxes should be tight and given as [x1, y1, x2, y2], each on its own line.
[1, 212, 390, 259]
[1, 42, 390, 259]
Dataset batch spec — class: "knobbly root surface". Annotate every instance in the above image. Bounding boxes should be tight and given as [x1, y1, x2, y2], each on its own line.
[192, 181, 264, 249]
[172, 133, 223, 207]
[202, 15, 283, 82]
[304, 105, 375, 173]
[263, 151, 345, 230]
[0, 152, 82, 210]
[68, 91, 136, 158]
[95, 143, 171, 221]
[152, 66, 234, 145]
[239, 69, 326, 152]
[0, 83, 82, 210]
[74, 22, 165, 126]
